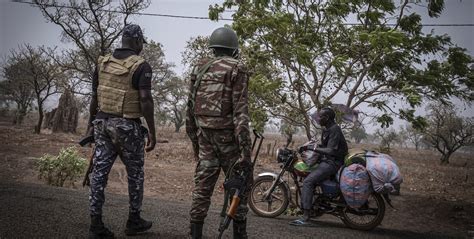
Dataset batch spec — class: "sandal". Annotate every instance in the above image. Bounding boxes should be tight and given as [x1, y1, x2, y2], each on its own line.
[289, 219, 315, 227]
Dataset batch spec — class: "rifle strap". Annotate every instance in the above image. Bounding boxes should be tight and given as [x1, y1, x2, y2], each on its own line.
[189, 57, 224, 155]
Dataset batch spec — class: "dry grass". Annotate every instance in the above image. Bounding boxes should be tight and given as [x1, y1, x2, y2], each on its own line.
[1, 113, 472, 204]
[1, 113, 472, 235]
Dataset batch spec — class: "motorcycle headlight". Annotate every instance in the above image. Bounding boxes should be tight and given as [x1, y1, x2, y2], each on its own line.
[276, 148, 292, 163]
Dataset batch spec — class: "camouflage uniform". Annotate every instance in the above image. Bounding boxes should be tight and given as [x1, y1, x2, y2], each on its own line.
[89, 117, 146, 216]
[186, 56, 253, 223]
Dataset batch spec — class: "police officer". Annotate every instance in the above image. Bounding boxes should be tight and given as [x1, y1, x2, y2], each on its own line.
[186, 27, 253, 239]
[290, 107, 348, 226]
[87, 24, 156, 238]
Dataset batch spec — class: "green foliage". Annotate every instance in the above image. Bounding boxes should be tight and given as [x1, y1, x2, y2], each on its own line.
[37, 147, 87, 187]
[350, 126, 368, 144]
[423, 103, 474, 164]
[375, 128, 399, 153]
[209, 0, 473, 139]
[248, 73, 282, 132]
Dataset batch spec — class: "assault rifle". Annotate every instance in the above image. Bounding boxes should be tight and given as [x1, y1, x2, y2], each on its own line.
[218, 130, 264, 239]
[79, 135, 94, 187]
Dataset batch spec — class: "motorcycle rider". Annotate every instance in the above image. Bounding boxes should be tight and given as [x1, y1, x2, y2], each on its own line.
[290, 107, 348, 226]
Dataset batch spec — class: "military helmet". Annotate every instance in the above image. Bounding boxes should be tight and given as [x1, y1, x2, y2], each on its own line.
[208, 27, 239, 50]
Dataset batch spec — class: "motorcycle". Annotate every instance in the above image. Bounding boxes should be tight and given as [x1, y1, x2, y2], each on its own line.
[249, 146, 388, 231]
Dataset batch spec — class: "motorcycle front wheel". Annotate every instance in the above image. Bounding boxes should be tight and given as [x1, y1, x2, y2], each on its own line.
[249, 175, 290, 218]
[341, 193, 385, 231]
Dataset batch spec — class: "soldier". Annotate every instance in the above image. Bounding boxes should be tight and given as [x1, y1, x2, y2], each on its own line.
[86, 24, 156, 238]
[186, 27, 253, 239]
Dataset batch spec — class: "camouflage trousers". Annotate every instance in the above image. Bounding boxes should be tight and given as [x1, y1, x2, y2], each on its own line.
[89, 118, 146, 216]
[190, 128, 253, 223]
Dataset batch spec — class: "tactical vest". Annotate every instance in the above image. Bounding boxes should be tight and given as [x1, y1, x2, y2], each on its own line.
[192, 57, 239, 129]
[97, 54, 145, 118]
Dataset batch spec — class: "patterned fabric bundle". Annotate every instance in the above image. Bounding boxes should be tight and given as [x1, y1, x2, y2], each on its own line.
[365, 152, 403, 193]
[340, 164, 372, 209]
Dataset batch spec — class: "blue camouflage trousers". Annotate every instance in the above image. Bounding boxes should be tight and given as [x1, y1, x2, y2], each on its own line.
[89, 117, 146, 216]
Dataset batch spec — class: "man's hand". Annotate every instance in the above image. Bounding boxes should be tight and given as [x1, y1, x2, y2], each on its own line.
[145, 132, 156, 152]
[234, 157, 252, 173]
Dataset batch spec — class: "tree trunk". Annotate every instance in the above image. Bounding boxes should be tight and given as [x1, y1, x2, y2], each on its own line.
[285, 133, 293, 147]
[14, 108, 26, 125]
[42, 108, 56, 129]
[174, 122, 183, 133]
[266, 143, 271, 155]
[172, 107, 184, 133]
[35, 104, 43, 134]
[271, 140, 277, 157]
[303, 123, 311, 141]
[440, 152, 452, 165]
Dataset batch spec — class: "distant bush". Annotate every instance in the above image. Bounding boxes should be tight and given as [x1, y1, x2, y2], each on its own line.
[37, 147, 87, 187]
[378, 146, 391, 154]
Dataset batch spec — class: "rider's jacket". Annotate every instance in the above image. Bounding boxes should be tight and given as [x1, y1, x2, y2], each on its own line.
[319, 121, 348, 164]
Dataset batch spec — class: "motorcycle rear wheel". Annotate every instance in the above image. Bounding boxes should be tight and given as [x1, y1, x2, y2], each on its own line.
[341, 193, 385, 231]
[249, 176, 290, 218]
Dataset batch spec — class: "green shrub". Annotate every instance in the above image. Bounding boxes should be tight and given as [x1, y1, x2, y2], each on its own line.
[379, 146, 391, 154]
[37, 146, 87, 187]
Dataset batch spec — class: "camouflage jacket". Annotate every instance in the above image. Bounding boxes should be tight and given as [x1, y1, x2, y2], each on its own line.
[186, 56, 251, 161]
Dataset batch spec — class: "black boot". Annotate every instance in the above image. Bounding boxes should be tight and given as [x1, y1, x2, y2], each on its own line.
[89, 215, 114, 239]
[190, 221, 203, 239]
[233, 220, 248, 239]
[125, 212, 152, 236]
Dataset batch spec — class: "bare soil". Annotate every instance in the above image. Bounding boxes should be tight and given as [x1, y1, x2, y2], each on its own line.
[0, 116, 473, 238]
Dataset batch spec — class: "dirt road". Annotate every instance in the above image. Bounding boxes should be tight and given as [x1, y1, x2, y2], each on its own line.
[0, 181, 469, 239]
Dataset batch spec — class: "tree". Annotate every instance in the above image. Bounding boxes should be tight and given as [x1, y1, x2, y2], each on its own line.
[280, 119, 297, 147]
[424, 104, 474, 164]
[139, 39, 186, 130]
[350, 126, 368, 144]
[396, 126, 409, 148]
[210, 0, 474, 140]
[403, 123, 424, 150]
[163, 76, 188, 132]
[0, 59, 36, 125]
[33, 0, 150, 94]
[375, 128, 399, 153]
[181, 36, 213, 77]
[8, 45, 62, 133]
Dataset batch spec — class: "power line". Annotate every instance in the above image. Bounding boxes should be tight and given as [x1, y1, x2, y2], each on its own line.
[12, 0, 233, 21]
[12, 0, 474, 27]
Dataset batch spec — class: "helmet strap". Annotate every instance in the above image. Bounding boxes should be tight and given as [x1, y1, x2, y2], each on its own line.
[232, 49, 240, 59]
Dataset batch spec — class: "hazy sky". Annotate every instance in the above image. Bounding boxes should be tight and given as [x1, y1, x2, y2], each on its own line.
[1, 0, 473, 73]
[0, 0, 473, 130]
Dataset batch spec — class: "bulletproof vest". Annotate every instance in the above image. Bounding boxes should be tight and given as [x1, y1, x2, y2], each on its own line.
[97, 54, 145, 118]
[192, 57, 239, 129]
